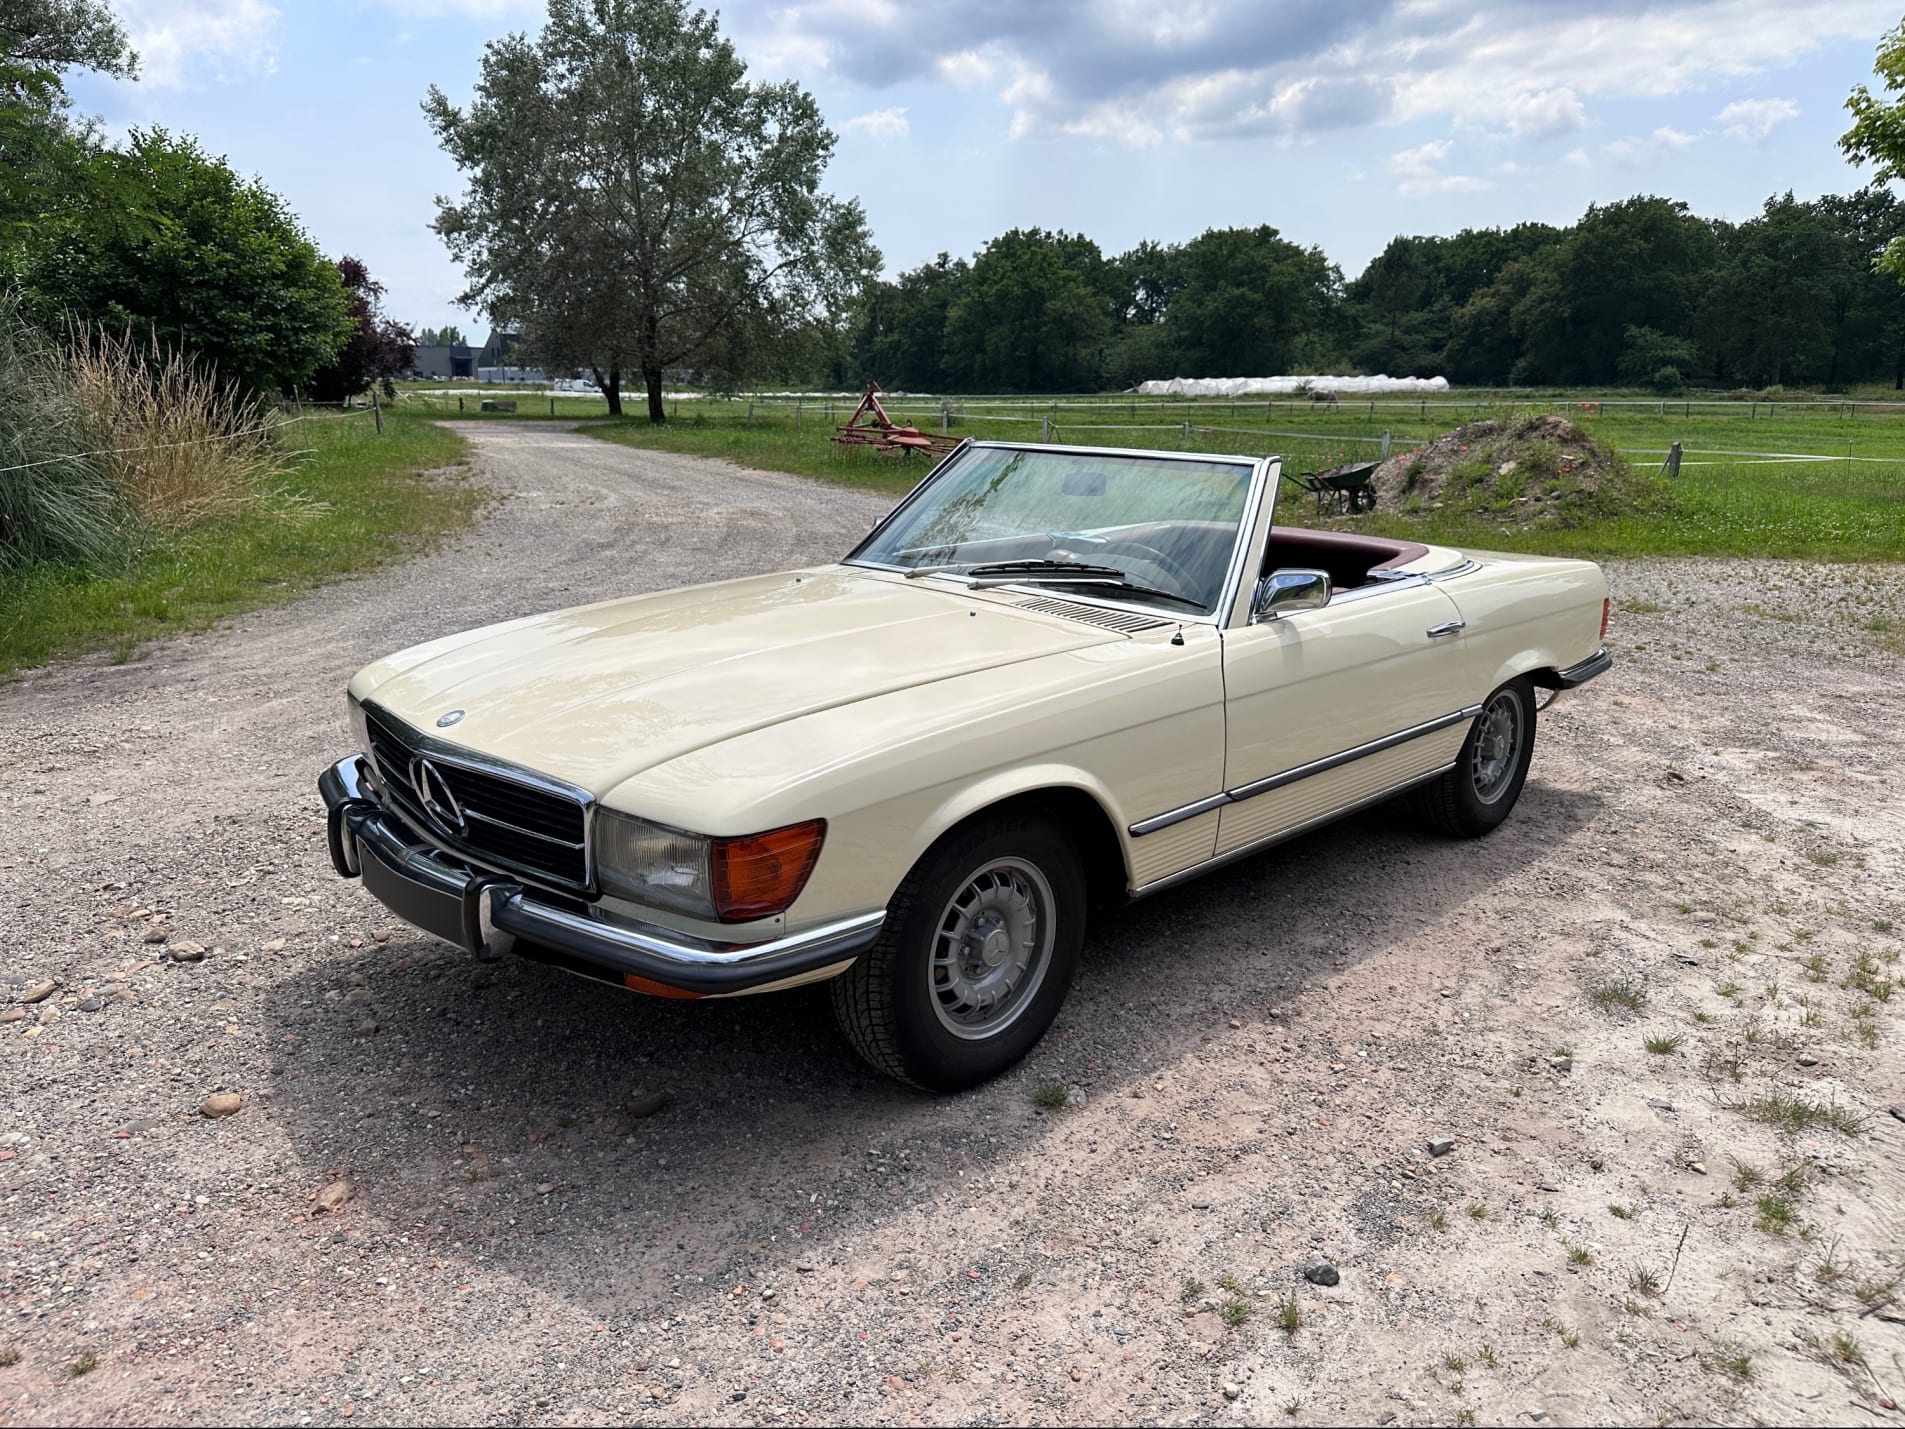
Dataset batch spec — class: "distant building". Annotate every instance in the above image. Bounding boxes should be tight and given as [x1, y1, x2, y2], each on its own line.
[412, 344, 475, 380]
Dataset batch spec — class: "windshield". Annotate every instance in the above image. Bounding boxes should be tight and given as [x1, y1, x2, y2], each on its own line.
[848, 446, 1255, 614]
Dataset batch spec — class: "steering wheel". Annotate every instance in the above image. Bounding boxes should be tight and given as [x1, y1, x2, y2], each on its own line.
[1094, 539, 1205, 599]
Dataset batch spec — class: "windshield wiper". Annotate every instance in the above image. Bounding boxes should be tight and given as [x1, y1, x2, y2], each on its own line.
[903, 558, 1127, 581]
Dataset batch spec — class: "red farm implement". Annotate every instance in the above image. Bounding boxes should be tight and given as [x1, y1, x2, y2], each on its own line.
[831, 381, 960, 458]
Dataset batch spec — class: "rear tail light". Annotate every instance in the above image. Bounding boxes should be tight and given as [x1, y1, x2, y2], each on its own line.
[1599, 596, 1611, 643]
[712, 820, 826, 922]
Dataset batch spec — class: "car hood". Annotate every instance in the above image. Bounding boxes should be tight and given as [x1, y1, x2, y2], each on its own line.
[347, 566, 1119, 797]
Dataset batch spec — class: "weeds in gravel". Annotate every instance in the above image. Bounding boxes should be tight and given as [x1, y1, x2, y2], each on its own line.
[1830, 1331, 1867, 1366]
[1609, 1204, 1635, 1220]
[1541, 1316, 1582, 1349]
[1693, 1010, 1714, 1024]
[68, 1353, 96, 1377]
[1031, 1082, 1069, 1109]
[1539, 1209, 1559, 1229]
[1283, 1401, 1303, 1418]
[1813, 1247, 1846, 1286]
[1644, 1032, 1683, 1055]
[1455, 1411, 1477, 1428]
[1876, 919, 1895, 933]
[1715, 980, 1743, 999]
[1805, 953, 1830, 982]
[1011, 1271, 1032, 1291]
[1218, 1272, 1251, 1299]
[1273, 1293, 1303, 1335]
[1466, 1203, 1491, 1221]
[1718, 1090, 1868, 1136]
[1221, 1296, 1253, 1329]
[1478, 1342, 1500, 1369]
[1756, 1195, 1799, 1235]
[1703, 1342, 1754, 1382]
[0, 1346, 17, 1367]
[1427, 1209, 1449, 1232]
[1563, 1240, 1596, 1267]
[1589, 979, 1648, 1013]
[1180, 1276, 1206, 1303]
[1443, 1352, 1469, 1374]
[1631, 1266, 1663, 1297]
[1846, 951, 1895, 1002]
[1731, 1157, 1765, 1191]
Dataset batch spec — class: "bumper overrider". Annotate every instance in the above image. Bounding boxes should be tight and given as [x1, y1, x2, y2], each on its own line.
[318, 756, 884, 996]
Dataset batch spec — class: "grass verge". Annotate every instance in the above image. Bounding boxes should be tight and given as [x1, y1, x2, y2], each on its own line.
[501, 391, 1905, 561]
[0, 411, 478, 677]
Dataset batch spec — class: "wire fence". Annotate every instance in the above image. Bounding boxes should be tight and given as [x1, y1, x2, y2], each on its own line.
[0, 404, 378, 478]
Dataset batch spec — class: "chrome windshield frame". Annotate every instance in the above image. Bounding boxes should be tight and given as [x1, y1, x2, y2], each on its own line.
[841, 440, 1277, 629]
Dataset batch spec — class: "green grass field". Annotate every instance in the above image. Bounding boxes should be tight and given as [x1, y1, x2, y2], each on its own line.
[0, 410, 480, 677]
[412, 386, 1905, 562]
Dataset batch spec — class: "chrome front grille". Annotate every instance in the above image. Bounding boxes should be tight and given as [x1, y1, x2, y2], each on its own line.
[362, 706, 590, 890]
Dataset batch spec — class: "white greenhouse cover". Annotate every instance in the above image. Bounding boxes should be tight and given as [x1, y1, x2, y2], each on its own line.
[1135, 375, 1450, 396]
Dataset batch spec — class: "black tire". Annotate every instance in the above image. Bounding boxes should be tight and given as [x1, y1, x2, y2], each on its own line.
[1409, 676, 1537, 837]
[831, 809, 1085, 1092]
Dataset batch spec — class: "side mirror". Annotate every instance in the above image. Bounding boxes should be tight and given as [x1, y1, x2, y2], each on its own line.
[1252, 567, 1332, 622]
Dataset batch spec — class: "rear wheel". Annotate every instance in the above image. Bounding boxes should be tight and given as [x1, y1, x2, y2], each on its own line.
[1409, 677, 1537, 837]
[831, 810, 1084, 1091]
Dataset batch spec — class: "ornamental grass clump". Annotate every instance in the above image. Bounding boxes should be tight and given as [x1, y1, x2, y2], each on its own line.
[65, 323, 290, 530]
[0, 289, 123, 572]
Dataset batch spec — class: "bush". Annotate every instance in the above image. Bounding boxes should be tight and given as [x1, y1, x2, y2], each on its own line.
[0, 289, 122, 571]
[1650, 365, 1685, 395]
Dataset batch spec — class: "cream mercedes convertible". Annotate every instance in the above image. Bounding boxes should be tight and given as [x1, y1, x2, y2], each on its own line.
[319, 441, 1610, 1089]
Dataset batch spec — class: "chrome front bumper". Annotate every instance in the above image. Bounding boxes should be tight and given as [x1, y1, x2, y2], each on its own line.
[318, 756, 883, 996]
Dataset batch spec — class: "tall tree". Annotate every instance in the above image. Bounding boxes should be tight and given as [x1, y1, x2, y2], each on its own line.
[1842, 18, 1905, 279]
[425, 0, 877, 420]
[942, 229, 1113, 392]
[1163, 226, 1341, 378]
[0, 0, 136, 247]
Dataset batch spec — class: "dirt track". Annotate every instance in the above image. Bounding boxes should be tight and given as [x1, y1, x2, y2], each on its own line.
[1, 422, 1902, 1427]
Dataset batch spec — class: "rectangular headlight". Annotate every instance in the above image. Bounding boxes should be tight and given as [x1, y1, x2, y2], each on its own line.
[594, 812, 828, 923]
[595, 811, 714, 917]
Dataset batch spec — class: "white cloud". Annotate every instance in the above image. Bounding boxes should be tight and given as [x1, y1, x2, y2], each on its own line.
[1564, 146, 1592, 168]
[937, 50, 994, 88]
[840, 106, 910, 141]
[116, 0, 280, 86]
[1717, 96, 1800, 141]
[1389, 138, 1490, 197]
[750, 0, 1894, 149]
[1501, 87, 1586, 141]
[1601, 125, 1699, 164]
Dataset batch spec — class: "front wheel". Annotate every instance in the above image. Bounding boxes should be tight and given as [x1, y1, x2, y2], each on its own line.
[1408, 677, 1537, 837]
[831, 810, 1085, 1091]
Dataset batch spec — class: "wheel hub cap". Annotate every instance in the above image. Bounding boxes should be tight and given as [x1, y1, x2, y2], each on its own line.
[931, 859, 1056, 1040]
[1470, 692, 1522, 804]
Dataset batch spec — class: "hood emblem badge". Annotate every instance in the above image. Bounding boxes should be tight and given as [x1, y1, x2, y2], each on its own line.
[436, 709, 466, 728]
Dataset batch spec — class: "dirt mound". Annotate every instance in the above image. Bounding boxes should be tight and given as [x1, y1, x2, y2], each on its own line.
[1366, 413, 1653, 528]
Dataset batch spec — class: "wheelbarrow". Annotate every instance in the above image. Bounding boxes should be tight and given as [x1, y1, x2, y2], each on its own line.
[1284, 460, 1379, 515]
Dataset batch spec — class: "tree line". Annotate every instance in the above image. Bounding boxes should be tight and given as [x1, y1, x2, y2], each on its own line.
[842, 190, 1905, 396]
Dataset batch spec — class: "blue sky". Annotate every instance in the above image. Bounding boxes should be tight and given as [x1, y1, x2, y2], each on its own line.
[66, 0, 1905, 336]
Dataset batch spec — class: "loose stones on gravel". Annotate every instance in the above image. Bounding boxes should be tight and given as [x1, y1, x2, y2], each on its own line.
[1427, 1137, 1456, 1157]
[166, 941, 207, 962]
[198, 1093, 242, 1119]
[311, 1179, 356, 1215]
[624, 1091, 668, 1119]
[1304, 1261, 1341, 1287]
[18, 980, 58, 1004]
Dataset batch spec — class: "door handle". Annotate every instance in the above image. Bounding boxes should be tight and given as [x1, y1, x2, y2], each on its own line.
[1426, 620, 1466, 638]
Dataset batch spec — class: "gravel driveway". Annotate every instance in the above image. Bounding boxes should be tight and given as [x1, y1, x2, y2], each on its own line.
[2, 423, 1902, 1427]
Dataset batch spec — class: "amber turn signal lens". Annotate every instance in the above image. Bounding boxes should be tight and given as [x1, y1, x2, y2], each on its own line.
[711, 819, 826, 922]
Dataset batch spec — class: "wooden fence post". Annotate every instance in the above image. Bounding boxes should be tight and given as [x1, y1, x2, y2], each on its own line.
[372, 391, 383, 434]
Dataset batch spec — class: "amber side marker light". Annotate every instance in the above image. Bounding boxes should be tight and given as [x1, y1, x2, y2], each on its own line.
[712, 819, 827, 923]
